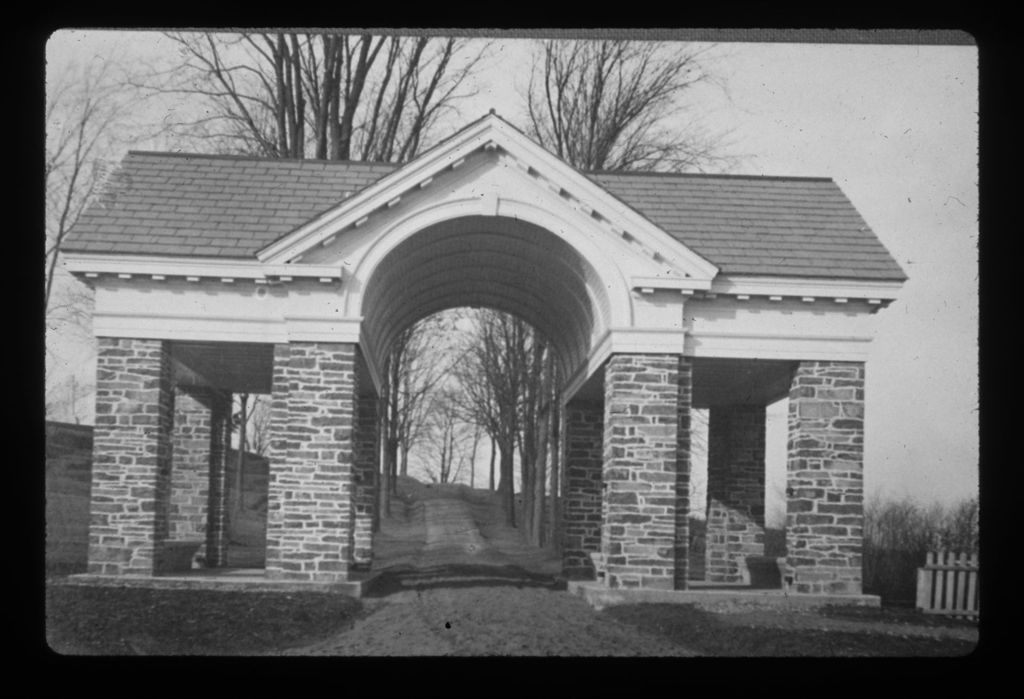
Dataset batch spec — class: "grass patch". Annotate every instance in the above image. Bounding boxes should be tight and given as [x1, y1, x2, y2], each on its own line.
[603, 603, 976, 657]
[46, 582, 362, 655]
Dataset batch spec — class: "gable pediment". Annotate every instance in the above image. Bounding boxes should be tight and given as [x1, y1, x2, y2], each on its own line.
[257, 113, 719, 289]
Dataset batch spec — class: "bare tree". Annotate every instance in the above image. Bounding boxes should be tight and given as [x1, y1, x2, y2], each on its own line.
[247, 395, 273, 458]
[524, 39, 729, 173]
[515, 326, 554, 545]
[148, 32, 489, 161]
[46, 57, 129, 312]
[228, 393, 251, 522]
[378, 314, 461, 514]
[454, 310, 531, 527]
[45, 49, 153, 422]
[421, 388, 474, 485]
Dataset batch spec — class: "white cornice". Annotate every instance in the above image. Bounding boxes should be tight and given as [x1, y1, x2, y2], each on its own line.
[631, 275, 710, 292]
[706, 275, 902, 303]
[62, 252, 343, 283]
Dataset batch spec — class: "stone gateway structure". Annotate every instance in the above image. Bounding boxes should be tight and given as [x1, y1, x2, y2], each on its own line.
[63, 113, 905, 597]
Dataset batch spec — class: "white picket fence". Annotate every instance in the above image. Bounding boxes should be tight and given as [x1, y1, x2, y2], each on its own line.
[915, 551, 979, 617]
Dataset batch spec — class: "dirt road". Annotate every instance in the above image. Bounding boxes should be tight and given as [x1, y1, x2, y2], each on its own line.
[278, 481, 694, 656]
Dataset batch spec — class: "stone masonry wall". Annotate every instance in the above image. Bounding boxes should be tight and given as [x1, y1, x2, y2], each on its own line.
[602, 354, 690, 591]
[786, 361, 865, 595]
[265, 342, 357, 583]
[674, 361, 692, 589]
[266, 344, 289, 576]
[561, 400, 604, 579]
[705, 404, 766, 583]
[88, 338, 174, 576]
[353, 393, 378, 569]
[169, 386, 231, 566]
[205, 391, 231, 567]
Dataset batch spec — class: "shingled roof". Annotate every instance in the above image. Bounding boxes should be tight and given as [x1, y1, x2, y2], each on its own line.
[63, 151, 906, 281]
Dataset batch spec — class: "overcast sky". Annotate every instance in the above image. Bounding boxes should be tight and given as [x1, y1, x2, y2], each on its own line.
[46, 31, 979, 509]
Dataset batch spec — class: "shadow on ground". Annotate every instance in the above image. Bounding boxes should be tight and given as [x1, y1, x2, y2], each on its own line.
[366, 563, 567, 597]
[46, 583, 363, 655]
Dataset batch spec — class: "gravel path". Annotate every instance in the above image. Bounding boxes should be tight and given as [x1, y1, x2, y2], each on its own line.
[277, 483, 694, 656]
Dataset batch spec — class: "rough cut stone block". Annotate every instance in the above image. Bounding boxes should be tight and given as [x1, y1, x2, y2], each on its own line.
[601, 354, 690, 591]
[266, 342, 358, 584]
[353, 388, 378, 570]
[785, 361, 865, 595]
[562, 400, 604, 579]
[87, 338, 174, 576]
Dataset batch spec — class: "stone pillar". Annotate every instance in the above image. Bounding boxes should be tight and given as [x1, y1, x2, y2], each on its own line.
[205, 391, 231, 567]
[87, 338, 174, 576]
[353, 393, 378, 569]
[674, 361, 692, 589]
[265, 342, 357, 583]
[601, 354, 690, 591]
[786, 361, 865, 595]
[705, 404, 766, 583]
[561, 400, 604, 579]
[169, 386, 215, 566]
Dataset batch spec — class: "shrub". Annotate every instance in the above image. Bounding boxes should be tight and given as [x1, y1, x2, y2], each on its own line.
[862, 495, 978, 605]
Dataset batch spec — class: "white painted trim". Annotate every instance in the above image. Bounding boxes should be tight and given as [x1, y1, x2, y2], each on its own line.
[709, 275, 902, 301]
[283, 316, 362, 343]
[631, 275, 713, 292]
[684, 330, 874, 361]
[255, 114, 720, 285]
[92, 312, 288, 343]
[563, 322, 876, 397]
[62, 252, 343, 281]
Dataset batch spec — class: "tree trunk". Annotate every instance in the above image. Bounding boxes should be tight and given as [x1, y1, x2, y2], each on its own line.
[549, 404, 561, 552]
[498, 441, 516, 527]
[518, 432, 532, 542]
[532, 405, 549, 547]
[379, 402, 391, 519]
[386, 437, 399, 494]
[469, 426, 480, 489]
[231, 393, 248, 522]
[489, 437, 496, 491]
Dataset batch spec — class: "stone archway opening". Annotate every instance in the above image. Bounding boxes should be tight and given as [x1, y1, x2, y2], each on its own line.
[357, 215, 618, 565]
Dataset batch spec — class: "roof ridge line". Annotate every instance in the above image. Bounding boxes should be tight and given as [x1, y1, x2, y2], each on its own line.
[125, 150, 400, 166]
[589, 170, 835, 182]
[123, 150, 833, 182]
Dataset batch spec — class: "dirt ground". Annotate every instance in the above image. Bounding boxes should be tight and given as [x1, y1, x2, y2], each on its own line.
[272, 479, 977, 656]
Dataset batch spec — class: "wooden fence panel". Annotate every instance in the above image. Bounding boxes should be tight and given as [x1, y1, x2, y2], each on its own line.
[916, 550, 979, 617]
